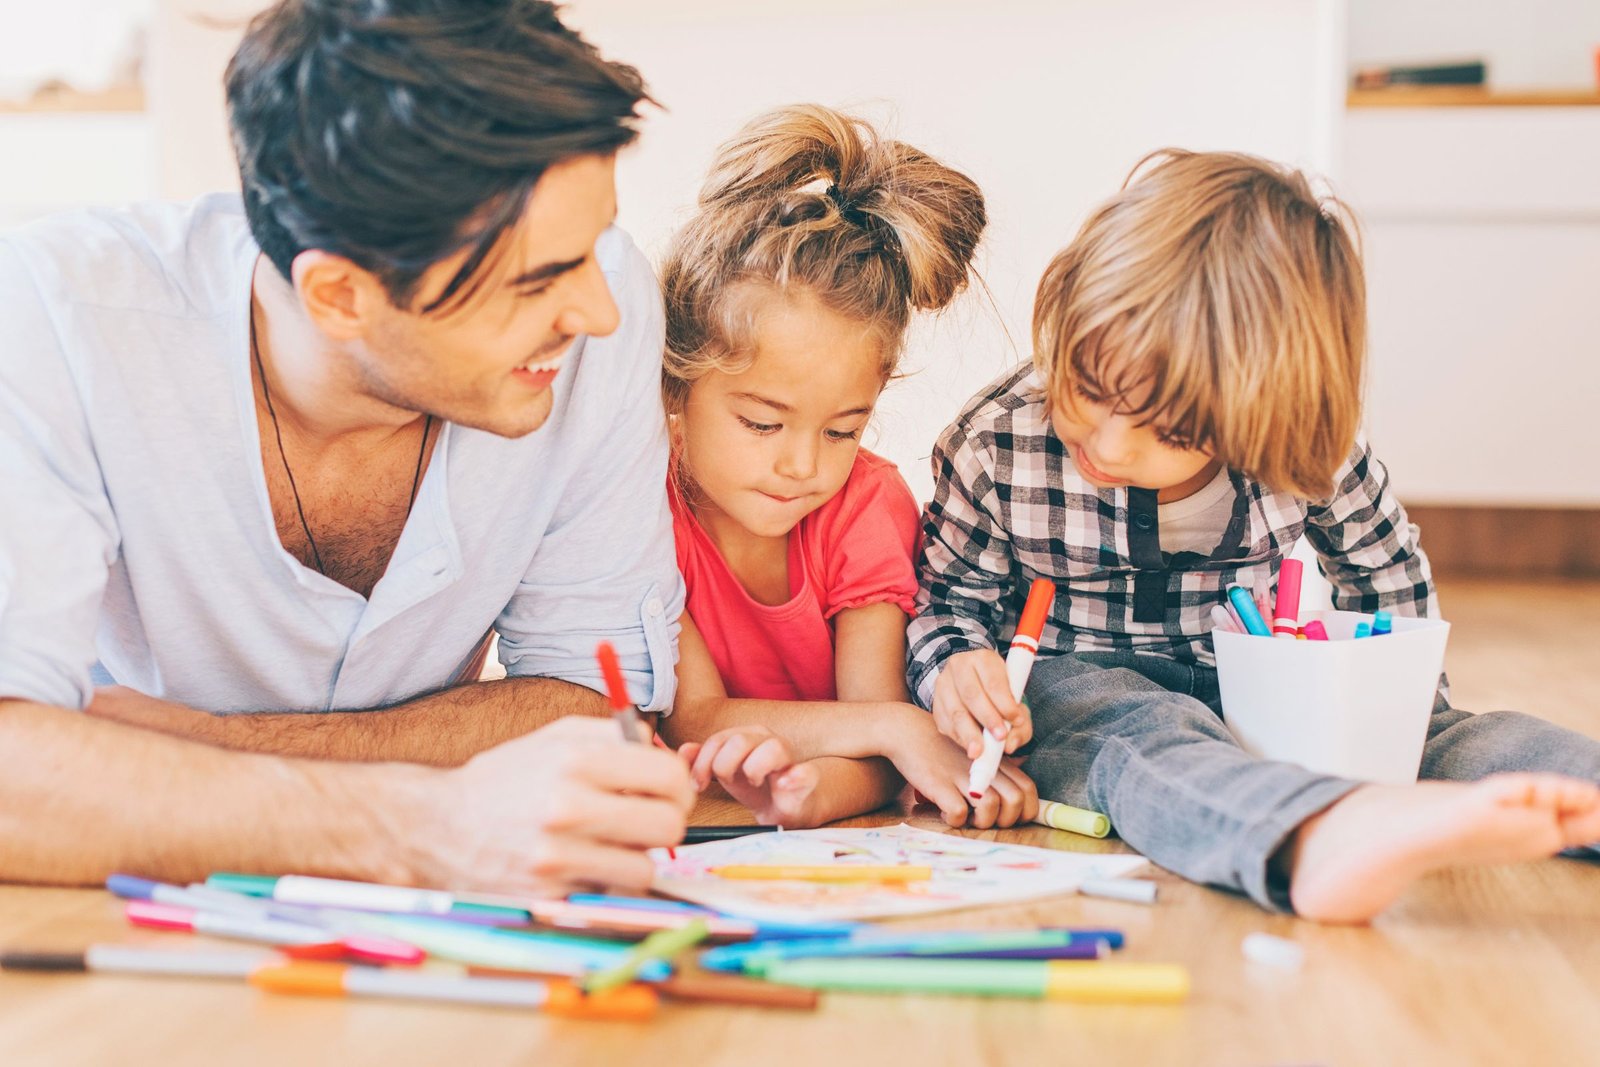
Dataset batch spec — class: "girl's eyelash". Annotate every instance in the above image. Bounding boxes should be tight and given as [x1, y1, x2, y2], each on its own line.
[825, 429, 861, 442]
[736, 415, 780, 434]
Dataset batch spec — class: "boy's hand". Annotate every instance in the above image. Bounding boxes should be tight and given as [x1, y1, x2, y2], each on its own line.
[678, 726, 823, 828]
[886, 708, 1039, 829]
[930, 649, 1033, 759]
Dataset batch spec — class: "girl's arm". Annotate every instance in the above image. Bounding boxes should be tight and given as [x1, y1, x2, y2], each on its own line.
[662, 613, 926, 764]
[669, 609, 1015, 827]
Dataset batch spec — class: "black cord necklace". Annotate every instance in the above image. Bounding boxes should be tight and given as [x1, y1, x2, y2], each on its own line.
[249, 310, 432, 577]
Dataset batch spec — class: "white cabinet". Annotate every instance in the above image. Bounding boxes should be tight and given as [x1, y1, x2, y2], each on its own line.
[1341, 105, 1600, 506]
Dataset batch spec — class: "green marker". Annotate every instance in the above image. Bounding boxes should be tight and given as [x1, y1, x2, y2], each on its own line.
[580, 919, 710, 995]
[761, 958, 1189, 1003]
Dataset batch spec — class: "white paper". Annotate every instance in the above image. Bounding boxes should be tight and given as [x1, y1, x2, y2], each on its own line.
[650, 823, 1147, 923]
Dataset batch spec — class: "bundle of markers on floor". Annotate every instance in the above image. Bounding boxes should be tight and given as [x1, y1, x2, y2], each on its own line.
[0, 870, 1189, 1016]
[1211, 559, 1396, 641]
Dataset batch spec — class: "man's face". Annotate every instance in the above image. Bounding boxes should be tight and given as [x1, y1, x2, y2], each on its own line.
[353, 153, 623, 438]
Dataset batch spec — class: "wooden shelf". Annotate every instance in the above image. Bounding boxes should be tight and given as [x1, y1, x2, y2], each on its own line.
[0, 85, 145, 114]
[1349, 86, 1600, 109]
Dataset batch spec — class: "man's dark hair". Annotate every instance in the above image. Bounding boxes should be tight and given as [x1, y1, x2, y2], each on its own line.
[227, 0, 649, 313]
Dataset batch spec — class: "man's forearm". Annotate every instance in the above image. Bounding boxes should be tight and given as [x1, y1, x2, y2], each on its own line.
[94, 676, 610, 766]
[0, 699, 439, 887]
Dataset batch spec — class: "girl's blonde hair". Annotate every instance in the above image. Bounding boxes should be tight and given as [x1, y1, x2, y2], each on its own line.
[1033, 149, 1366, 500]
[661, 104, 986, 414]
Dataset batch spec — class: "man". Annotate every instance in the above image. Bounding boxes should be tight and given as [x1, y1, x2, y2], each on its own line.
[0, 0, 693, 893]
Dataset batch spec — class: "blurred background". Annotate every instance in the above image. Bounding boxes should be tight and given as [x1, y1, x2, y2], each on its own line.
[3, 0, 1597, 580]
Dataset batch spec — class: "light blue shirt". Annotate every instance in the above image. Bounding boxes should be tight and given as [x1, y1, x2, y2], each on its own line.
[0, 195, 683, 714]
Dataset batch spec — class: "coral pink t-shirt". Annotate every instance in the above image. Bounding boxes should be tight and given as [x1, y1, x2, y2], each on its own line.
[670, 450, 921, 701]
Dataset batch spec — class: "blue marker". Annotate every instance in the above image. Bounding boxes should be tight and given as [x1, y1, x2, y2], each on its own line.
[1226, 585, 1272, 637]
[1354, 622, 1372, 639]
[1370, 610, 1393, 637]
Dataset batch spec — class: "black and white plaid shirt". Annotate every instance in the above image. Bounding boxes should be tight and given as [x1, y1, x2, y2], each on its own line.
[907, 364, 1438, 708]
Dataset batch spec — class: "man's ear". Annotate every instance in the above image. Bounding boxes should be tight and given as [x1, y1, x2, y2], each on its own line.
[290, 250, 394, 341]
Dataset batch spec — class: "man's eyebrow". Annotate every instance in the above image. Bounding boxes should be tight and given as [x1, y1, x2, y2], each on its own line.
[508, 257, 587, 288]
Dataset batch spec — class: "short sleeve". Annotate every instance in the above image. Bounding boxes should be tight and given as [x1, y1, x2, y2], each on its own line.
[492, 231, 685, 712]
[0, 240, 119, 708]
[816, 453, 921, 619]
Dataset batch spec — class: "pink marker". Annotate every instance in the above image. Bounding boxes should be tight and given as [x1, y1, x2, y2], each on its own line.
[125, 902, 422, 965]
[1271, 559, 1303, 639]
[1301, 620, 1329, 641]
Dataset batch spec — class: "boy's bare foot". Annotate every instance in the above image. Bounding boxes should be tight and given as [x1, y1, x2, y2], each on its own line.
[1286, 773, 1600, 924]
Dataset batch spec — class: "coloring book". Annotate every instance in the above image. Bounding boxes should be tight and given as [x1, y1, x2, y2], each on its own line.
[650, 824, 1147, 923]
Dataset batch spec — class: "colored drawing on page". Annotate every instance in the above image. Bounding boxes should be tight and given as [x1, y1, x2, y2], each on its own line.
[648, 823, 1147, 923]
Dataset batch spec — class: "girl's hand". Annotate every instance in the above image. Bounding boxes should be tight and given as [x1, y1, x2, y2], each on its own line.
[887, 708, 1039, 829]
[678, 726, 824, 828]
[929, 649, 1033, 758]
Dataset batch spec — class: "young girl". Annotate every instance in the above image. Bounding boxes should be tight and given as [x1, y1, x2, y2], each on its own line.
[911, 149, 1600, 923]
[657, 104, 1038, 829]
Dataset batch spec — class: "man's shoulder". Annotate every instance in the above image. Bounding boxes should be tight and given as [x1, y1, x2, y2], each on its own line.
[1, 195, 253, 319]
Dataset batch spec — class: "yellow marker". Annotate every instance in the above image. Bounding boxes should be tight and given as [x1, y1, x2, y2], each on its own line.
[1032, 800, 1111, 839]
[709, 865, 932, 883]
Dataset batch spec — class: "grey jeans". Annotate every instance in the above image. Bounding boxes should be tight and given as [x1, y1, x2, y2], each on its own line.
[1019, 651, 1600, 912]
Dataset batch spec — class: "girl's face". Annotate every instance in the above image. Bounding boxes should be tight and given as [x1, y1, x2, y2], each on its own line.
[678, 289, 885, 542]
[1049, 380, 1221, 501]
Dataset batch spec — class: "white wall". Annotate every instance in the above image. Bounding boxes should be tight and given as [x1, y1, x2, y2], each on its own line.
[571, 0, 1343, 499]
[134, 0, 1343, 501]
[1348, 0, 1600, 89]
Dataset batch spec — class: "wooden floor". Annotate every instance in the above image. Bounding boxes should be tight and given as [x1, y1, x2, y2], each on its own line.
[1, 578, 1597, 1066]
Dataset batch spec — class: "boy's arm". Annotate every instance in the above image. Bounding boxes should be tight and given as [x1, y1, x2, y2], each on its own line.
[906, 421, 1017, 709]
[1301, 435, 1439, 617]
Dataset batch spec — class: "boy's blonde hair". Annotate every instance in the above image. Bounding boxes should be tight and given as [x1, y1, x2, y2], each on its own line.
[1033, 149, 1366, 499]
[661, 104, 986, 414]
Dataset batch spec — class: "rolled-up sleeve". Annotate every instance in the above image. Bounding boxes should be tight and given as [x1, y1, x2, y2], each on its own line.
[0, 241, 118, 709]
[493, 235, 684, 712]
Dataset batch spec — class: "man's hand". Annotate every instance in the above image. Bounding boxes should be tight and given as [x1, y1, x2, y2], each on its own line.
[929, 649, 1033, 758]
[422, 716, 695, 895]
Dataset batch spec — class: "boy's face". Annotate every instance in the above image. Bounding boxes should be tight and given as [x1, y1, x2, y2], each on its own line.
[1049, 383, 1222, 502]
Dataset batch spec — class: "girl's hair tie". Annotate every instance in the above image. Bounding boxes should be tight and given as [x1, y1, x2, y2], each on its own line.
[824, 183, 872, 229]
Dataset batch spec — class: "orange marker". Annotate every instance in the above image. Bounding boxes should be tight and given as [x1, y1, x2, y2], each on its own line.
[250, 961, 656, 1020]
[970, 579, 1056, 799]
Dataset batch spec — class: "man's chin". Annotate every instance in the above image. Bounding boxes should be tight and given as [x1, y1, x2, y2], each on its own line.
[448, 389, 556, 439]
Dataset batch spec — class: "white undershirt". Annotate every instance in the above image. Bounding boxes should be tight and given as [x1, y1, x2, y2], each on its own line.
[1156, 467, 1236, 556]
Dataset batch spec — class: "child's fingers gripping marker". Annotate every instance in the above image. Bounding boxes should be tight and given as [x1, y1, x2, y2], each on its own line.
[969, 579, 1055, 798]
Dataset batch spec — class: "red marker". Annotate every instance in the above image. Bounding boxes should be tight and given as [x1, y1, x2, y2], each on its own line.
[596, 641, 674, 858]
[596, 640, 647, 743]
[968, 578, 1057, 800]
[1271, 559, 1303, 639]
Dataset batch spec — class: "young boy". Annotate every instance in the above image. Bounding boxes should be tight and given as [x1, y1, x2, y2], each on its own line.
[908, 149, 1600, 923]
